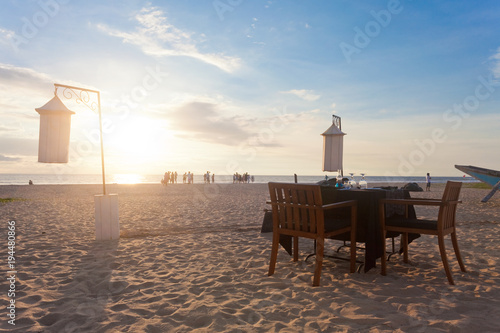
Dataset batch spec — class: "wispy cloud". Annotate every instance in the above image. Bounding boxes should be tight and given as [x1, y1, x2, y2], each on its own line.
[0, 137, 36, 156]
[0, 124, 18, 132]
[0, 27, 15, 47]
[167, 101, 288, 148]
[281, 89, 320, 101]
[0, 63, 52, 90]
[168, 101, 251, 145]
[0, 154, 21, 161]
[0, 64, 55, 118]
[97, 6, 241, 73]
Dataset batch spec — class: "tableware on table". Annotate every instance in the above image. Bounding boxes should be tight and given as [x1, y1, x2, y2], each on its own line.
[348, 173, 357, 189]
[336, 171, 343, 188]
[359, 173, 368, 189]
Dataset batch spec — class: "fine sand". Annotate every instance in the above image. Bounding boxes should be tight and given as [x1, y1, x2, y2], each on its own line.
[1, 182, 499, 332]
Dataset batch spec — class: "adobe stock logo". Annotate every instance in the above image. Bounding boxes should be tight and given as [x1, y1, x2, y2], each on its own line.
[339, 0, 407, 64]
[394, 74, 498, 177]
[213, 0, 244, 21]
[9, 0, 70, 51]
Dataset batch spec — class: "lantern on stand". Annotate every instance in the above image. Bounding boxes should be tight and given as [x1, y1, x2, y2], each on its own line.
[35, 84, 119, 241]
[321, 115, 345, 184]
[36, 94, 75, 163]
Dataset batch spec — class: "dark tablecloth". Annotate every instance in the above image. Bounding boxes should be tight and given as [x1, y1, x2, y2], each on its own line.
[262, 187, 418, 272]
[321, 187, 417, 272]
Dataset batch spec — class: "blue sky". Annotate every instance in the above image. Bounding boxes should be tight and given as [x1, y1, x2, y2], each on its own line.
[0, 0, 499, 178]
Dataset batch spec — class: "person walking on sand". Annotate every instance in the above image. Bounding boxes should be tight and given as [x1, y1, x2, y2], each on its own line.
[426, 172, 431, 191]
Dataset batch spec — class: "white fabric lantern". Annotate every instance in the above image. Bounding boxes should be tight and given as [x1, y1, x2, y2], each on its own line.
[321, 123, 346, 172]
[35, 95, 75, 163]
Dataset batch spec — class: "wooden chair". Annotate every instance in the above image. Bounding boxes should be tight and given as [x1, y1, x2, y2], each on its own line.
[267, 182, 357, 286]
[379, 181, 466, 285]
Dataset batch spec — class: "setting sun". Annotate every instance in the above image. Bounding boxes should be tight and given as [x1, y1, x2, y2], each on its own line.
[111, 173, 145, 184]
[107, 116, 166, 160]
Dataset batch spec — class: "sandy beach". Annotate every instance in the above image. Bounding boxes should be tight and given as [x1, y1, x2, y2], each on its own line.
[1, 182, 499, 332]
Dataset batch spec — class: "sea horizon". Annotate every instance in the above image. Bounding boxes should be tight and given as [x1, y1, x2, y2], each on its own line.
[0, 173, 477, 186]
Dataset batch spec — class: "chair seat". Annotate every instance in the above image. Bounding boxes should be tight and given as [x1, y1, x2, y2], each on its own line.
[324, 218, 352, 232]
[267, 182, 357, 286]
[380, 181, 466, 285]
[386, 218, 437, 230]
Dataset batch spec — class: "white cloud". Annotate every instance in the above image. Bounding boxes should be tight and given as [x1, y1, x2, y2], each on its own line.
[169, 101, 250, 145]
[97, 6, 241, 73]
[0, 27, 15, 47]
[281, 89, 320, 101]
[0, 63, 56, 117]
[0, 154, 21, 161]
[0, 63, 53, 89]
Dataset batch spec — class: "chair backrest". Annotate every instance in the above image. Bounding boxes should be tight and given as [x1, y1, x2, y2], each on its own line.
[438, 181, 462, 230]
[268, 182, 324, 234]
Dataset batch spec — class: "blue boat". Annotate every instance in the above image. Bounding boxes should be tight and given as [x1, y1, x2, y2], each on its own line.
[455, 165, 500, 202]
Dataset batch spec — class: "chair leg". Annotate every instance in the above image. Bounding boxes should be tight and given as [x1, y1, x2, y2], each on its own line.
[313, 237, 324, 286]
[293, 236, 299, 262]
[438, 234, 455, 285]
[451, 231, 467, 273]
[350, 225, 357, 274]
[402, 233, 409, 263]
[381, 229, 387, 276]
[268, 231, 280, 276]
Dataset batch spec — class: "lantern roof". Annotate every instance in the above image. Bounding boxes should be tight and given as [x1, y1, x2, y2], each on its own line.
[321, 123, 345, 136]
[35, 95, 75, 115]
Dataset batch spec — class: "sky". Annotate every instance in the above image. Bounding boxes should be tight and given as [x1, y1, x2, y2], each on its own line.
[0, 0, 499, 178]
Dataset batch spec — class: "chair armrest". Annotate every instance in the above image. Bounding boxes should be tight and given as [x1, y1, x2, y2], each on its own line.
[381, 198, 462, 206]
[380, 198, 443, 206]
[322, 200, 357, 210]
[401, 197, 442, 201]
[266, 200, 358, 210]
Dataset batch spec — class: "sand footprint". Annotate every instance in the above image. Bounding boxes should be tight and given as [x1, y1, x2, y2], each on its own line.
[110, 303, 129, 312]
[188, 315, 213, 329]
[38, 312, 62, 326]
[23, 294, 42, 304]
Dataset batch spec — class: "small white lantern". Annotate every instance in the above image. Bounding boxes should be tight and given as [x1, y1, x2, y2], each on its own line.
[35, 95, 75, 163]
[321, 122, 346, 172]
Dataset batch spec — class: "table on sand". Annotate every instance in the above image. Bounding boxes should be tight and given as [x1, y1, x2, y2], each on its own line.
[262, 187, 418, 273]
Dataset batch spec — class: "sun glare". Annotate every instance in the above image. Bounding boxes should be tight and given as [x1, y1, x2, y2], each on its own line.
[108, 116, 165, 160]
[111, 173, 144, 184]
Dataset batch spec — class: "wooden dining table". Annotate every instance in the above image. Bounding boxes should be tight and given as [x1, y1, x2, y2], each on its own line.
[321, 187, 417, 272]
[263, 186, 418, 273]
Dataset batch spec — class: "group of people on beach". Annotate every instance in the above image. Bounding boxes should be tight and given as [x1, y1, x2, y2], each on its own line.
[161, 171, 178, 185]
[161, 172, 253, 185]
[183, 172, 194, 184]
[161, 171, 215, 185]
[203, 171, 215, 184]
[233, 172, 253, 183]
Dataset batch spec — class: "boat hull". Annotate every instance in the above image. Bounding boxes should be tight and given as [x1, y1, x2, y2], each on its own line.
[455, 165, 500, 187]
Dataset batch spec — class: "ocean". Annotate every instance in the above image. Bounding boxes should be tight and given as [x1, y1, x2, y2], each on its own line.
[0, 173, 477, 186]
